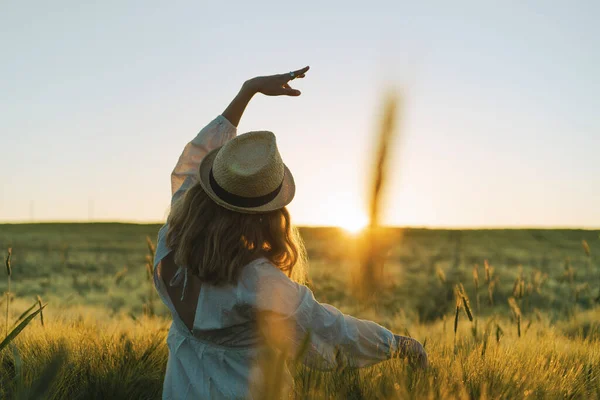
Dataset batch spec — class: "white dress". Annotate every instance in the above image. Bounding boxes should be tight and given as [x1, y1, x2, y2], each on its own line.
[153, 115, 401, 399]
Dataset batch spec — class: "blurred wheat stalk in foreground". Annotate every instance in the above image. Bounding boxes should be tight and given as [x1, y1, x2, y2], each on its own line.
[258, 91, 402, 399]
[359, 91, 401, 297]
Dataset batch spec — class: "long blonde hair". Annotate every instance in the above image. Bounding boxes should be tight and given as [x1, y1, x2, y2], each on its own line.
[166, 183, 307, 285]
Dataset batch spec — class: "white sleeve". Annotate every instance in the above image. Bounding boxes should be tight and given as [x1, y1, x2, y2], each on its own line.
[170, 115, 237, 203]
[238, 260, 399, 369]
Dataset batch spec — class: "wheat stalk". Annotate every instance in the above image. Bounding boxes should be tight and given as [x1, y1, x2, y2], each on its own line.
[495, 323, 504, 343]
[0, 303, 46, 352]
[582, 240, 591, 257]
[114, 266, 128, 285]
[5, 248, 12, 337]
[145, 238, 156, 316]
[508, 297, 522, 338]
[481, 317, 496, 357]
[524, 319, 533, 335]
[488, 281, 494, 306]
[13, 301, 38, 327]
[145, 255, 153, 281]
[458, 284, 474, 322]
[473, 265, 480, 314]
[484, 260, 496, 305]
[146, 236, 156, 259]
[360, 92, 400, 297]
[436, 266, 446, 284]
[484, 260, 491, 284]
[37, 295, 45, 327]
[453, 286, 461, 355]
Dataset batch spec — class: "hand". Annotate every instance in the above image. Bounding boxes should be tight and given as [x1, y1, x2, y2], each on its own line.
[243, 66, 310, 97]
[394, 335, 428, 369]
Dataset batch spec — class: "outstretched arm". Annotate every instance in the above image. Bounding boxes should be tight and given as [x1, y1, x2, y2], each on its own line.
[239, 260, 428, 370]
[170, 66, 310, 201]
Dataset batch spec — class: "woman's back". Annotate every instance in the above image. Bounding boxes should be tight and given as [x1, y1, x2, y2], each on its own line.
[154, 224, 277, 399]
[155, 226, 401, 399]
[154, 69, 426, 399]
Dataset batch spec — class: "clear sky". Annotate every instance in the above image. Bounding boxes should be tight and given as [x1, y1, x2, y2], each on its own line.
[1, 1, 599, 228]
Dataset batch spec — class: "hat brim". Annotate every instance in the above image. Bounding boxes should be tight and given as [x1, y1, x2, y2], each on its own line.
[198, 147, 296, 214]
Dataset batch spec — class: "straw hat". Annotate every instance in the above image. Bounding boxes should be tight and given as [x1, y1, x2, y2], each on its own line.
[198, 131, 295, 214]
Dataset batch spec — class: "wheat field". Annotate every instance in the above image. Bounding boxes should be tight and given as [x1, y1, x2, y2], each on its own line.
[0, 223, 599, 399]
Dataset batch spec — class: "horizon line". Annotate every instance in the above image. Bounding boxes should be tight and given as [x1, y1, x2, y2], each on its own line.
[1, 220, 599, 231]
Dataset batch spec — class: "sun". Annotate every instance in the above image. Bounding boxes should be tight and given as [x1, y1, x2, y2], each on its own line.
[339, 214, 369, 235]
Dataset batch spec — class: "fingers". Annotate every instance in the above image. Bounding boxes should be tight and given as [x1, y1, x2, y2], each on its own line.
[282, 83, 301, 96]
[394, 336, 428, 368]
[292, 66, 310, 78]
[280, 65, 310, 82]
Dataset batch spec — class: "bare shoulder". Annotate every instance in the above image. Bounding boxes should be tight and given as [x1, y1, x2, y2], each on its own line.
[157, 251, 178, 283]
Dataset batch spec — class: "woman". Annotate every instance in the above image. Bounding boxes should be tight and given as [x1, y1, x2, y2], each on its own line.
[153, 66, 427, 399]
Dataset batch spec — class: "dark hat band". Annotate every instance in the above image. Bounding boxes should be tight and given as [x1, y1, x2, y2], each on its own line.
[209, 168, 284, 208]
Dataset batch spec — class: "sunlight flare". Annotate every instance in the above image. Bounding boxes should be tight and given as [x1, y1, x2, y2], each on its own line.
[339, 213, 369, 235]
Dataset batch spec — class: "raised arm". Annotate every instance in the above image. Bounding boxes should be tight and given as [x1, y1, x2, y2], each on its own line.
[170, 66, 310, 202]
[239, 260, 427, 370]
[222, 65, 309, 126]
[170, 116, 237, 201]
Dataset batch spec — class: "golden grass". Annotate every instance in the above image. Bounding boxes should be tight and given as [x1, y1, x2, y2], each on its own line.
[1, 312, 598, 399]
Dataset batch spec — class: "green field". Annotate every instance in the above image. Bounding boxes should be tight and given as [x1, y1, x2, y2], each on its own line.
[0, 223, 599, 399]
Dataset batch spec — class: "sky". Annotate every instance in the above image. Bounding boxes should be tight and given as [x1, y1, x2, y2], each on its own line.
[1, 1, 599, 228]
